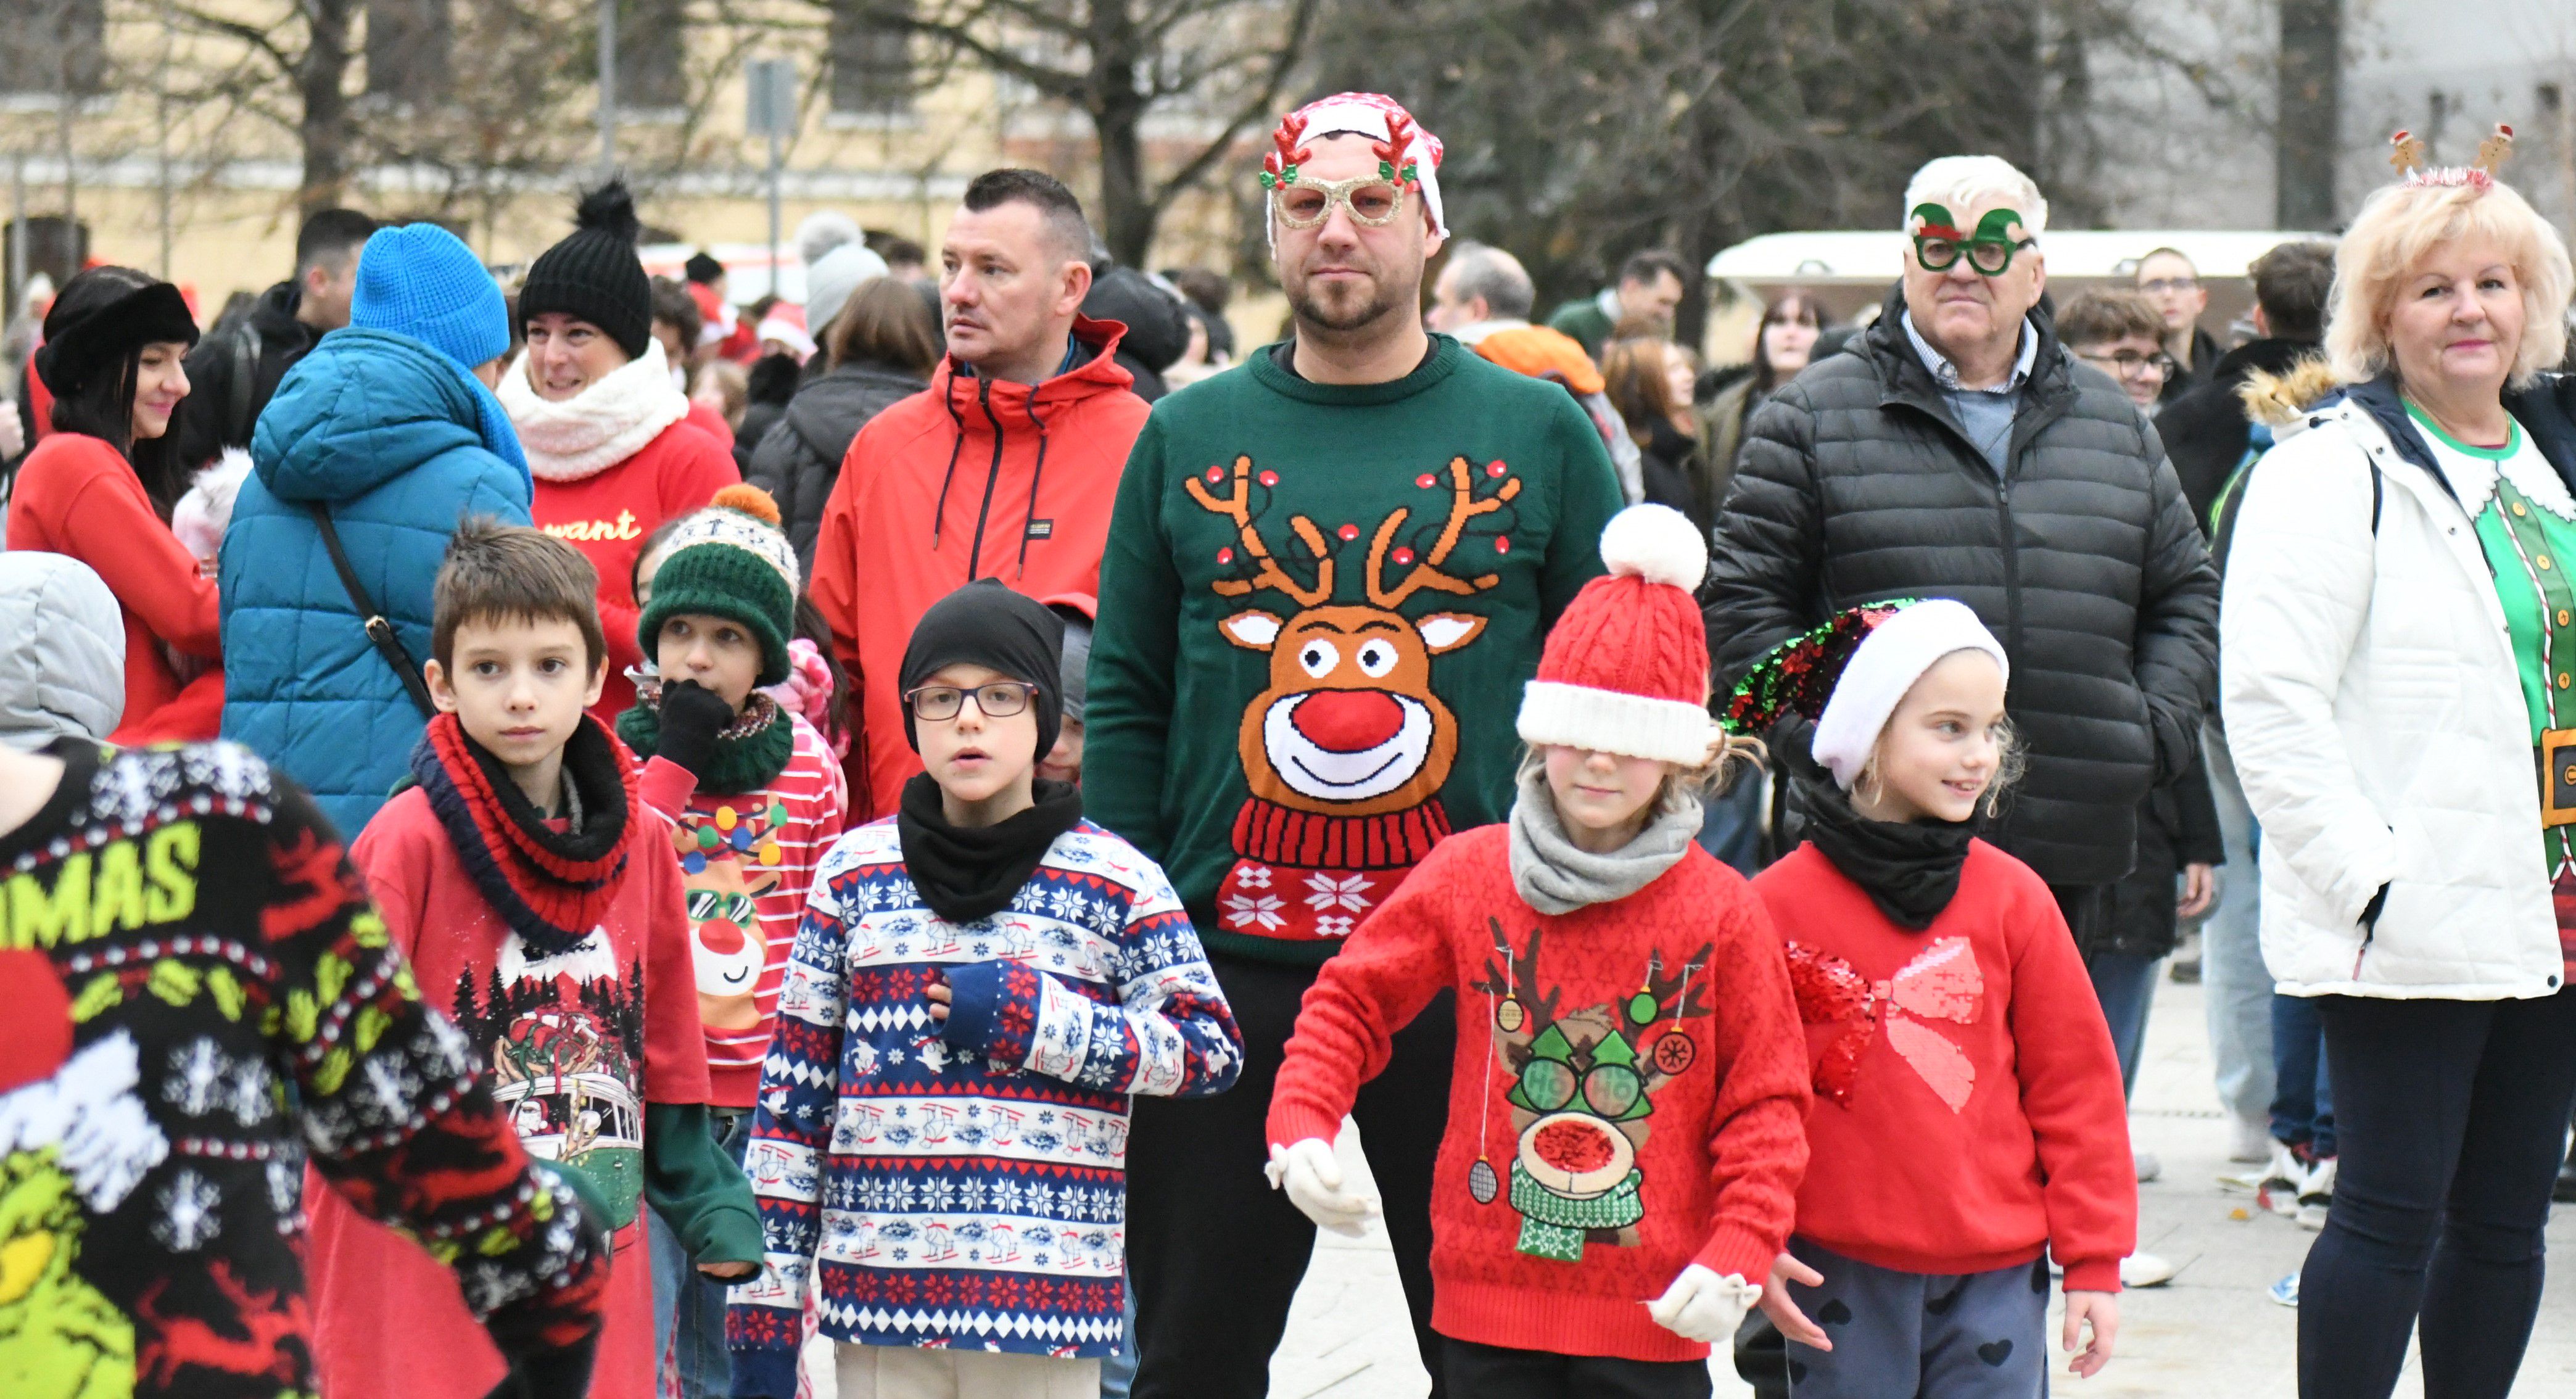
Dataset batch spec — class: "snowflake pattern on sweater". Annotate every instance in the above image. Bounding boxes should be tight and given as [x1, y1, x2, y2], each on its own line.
[727, 817, 1241, 1386]
[0, 741, 606, 1399]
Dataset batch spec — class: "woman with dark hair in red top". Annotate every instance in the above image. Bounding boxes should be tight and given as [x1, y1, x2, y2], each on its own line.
[4, 266, 225, 743]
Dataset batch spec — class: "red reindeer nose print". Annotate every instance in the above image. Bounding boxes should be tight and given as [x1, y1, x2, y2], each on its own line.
[1294, 689, 1405, 752]
[698, 918, 748, 955]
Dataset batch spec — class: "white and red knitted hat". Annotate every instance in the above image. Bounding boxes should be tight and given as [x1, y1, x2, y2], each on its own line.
[1260, 92, 1448, 242]
[1515, 504, 1717, 766]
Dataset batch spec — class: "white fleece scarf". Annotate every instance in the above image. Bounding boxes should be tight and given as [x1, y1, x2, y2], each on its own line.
[498, 337, 690, 482]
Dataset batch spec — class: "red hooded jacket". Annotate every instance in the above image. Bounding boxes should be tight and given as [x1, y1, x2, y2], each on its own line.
[808, 315, 1146, 819]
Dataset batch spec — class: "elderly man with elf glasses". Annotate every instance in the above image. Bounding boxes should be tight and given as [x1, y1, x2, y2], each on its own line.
[1703, 154, 2219, 1203]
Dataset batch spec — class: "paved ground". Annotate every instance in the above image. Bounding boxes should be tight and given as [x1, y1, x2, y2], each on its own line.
[1264, 976, 2576, 1398]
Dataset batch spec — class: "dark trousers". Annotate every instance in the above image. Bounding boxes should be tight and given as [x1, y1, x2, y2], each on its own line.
[2270, 993, 2335, 1157]
[1443, 1336, 1712, 1399]
[2298, 988, 2576, 1399]
[1126, 949, 1453, 1399]
[2084, 949, 2160, 1098]
[1778, 1238, 2050, 1399]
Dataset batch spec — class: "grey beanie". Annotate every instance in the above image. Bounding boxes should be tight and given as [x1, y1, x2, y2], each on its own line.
[0, 552, 125, 747]
[804, 242, 890, 342]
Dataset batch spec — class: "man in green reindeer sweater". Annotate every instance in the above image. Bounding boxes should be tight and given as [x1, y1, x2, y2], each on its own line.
[1085, 91, 1624, 1399]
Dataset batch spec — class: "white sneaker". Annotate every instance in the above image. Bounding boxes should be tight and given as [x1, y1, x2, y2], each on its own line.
[2268, 1271, 2300, 1308]
[2295, 1157, 2336, 1231]
[2229, 1115, 2274, 1163]
[2135, 1150, 2162, 1184]
[2220, 1141, 2305, 1215]
[2120, 1252, 2178, 1288]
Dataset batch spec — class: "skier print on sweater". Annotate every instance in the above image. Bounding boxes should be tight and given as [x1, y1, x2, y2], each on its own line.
[1195, 452, 1517, 942]
[1471, 920, 1714, 1262]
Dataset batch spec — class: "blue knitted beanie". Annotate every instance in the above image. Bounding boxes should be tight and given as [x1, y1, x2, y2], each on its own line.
[350, 223, 510, 373]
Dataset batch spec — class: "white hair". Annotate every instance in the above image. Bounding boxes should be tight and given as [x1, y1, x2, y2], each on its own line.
[1901, 155, 2049, 238]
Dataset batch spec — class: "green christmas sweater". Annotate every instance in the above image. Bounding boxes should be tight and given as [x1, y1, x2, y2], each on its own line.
[1086, 336, 1623, 964]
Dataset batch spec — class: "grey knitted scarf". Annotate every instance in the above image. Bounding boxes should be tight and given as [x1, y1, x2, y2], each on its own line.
[1508, 760, 1703, 915]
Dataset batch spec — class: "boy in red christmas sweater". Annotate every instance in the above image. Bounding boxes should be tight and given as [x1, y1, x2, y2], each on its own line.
[305, 519, 763, 1399]
[620, 484, 847, 1397]
[1728, 600, 2134, 1395]
[1267, 505, 1809, 1398]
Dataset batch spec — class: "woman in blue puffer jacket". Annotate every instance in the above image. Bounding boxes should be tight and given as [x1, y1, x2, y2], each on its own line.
[220, 223, 532, 833]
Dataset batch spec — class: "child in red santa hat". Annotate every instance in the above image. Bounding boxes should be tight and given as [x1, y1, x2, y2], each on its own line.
[1266, 503, 1811, 1399]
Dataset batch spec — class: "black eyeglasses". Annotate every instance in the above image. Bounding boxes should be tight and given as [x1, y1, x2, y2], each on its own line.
[1913, 234, 2034, 277]
[2076, 348, 2178, 382]
[904, 682, 1038, 722]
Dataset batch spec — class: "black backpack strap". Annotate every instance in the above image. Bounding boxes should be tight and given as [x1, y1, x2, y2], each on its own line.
[228, 326, 259, 448]
[308, 503, 437, 719]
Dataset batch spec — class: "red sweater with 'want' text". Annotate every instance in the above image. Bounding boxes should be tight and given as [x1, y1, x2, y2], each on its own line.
[1268, 824, 1810, 1363]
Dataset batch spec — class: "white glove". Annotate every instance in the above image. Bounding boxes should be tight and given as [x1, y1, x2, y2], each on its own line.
[1265, 1137, 1377, 1237]
[1646, 1263, 1761, 1342]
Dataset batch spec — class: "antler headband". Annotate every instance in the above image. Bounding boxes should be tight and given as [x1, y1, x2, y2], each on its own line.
[1373, 110, 1422, 189]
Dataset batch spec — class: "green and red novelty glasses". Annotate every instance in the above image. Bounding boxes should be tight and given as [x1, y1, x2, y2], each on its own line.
[1909, 203, 2034, 276]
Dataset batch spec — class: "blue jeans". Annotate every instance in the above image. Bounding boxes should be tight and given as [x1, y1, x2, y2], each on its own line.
[2271, 994, 2335, 1157]
[2202, 724, 2276, 1126]
[650, 1108, 751, 1399]
[2087, 948, 2161, 1099]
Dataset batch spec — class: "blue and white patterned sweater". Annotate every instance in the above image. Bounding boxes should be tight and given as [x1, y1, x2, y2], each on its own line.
[727, 815, 1241, 1390]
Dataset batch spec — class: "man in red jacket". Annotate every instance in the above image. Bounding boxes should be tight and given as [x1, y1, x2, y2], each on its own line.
[807, 168, 1147, 819]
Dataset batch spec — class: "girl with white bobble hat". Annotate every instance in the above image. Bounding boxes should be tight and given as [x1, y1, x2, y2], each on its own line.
[1265, 503, 1814, 1399]
[1728, 598, 2136, 1396]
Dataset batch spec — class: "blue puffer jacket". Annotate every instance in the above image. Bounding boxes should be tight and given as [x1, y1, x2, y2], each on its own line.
[220, 328, 532, 834]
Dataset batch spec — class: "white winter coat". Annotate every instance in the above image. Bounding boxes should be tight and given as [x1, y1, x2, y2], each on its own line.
[2222, 391, 2566, 1000]
[0, 550, 125, 748]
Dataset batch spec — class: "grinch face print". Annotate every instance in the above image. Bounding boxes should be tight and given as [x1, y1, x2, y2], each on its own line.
[1189, 454, 1517, 942]
[1466, 920, 1712, 1261]
[671, 800, 789, 1031]
[1908, 203, 2033, 277]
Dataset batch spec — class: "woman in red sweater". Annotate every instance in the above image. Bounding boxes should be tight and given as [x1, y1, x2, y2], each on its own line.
[1268, 505, 1810, 1399]
[3, 266, 224, 742]
[1728, 598, 2134, 1396]
[500, 180, 738, 724]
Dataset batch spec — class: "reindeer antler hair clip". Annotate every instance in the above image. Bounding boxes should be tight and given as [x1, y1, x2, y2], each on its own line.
[2396, 123, 2514, 191]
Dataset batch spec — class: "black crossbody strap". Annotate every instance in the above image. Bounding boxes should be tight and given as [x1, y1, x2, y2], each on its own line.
[308, 503, 437, 719]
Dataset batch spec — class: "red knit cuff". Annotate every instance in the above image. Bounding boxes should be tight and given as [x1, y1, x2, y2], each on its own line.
[2060, 1257, 2123, 1294]
[1265, 1106, 1343, 1153]
[1690, 1219, 1781, 1290]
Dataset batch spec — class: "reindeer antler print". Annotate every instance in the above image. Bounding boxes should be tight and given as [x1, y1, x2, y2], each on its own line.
[1186, 455, 1335, 607]
[1370, 456, 1517, 609]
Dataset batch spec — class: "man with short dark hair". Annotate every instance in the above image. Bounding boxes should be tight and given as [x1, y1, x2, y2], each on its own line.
[1087, 93, 1622, 1399]
[2135, 246, 2222, 402]
[1547, 247, 1690, 358]
[807, 167, 1147, 818]
[2154, 239, 2335, 522]
[171, 206, 378, 468]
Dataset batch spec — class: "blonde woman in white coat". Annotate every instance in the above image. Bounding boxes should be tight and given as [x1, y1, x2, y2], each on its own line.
[2221, 146, 2576, 1399]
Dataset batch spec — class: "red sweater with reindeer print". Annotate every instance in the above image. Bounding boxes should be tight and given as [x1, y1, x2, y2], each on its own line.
[1750, 840, 2136, 1293]
[1268, 824, 1810, 1363]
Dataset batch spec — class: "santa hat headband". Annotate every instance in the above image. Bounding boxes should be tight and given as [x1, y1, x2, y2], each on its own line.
[1260, 93, 1448, 241]
[1516, 505, 1717, 766]
[1723, 599, 2008, 790]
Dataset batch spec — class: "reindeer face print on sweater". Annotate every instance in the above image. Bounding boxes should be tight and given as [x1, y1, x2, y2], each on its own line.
[1191, 454, 1519, 943]
[1469, 920, 1714, 1262]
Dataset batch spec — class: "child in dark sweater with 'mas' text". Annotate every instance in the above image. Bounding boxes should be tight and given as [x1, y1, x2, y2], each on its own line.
[730, 579, 1242, 1399]
[1267, 505, 1810, 1399]
[1730, 600, 2134, 1395]
[305, 519, 762, 1399]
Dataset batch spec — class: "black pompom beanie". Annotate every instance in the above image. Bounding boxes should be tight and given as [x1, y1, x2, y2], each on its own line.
[519, 179, 653, 359]
[898, 580, 1067, 763]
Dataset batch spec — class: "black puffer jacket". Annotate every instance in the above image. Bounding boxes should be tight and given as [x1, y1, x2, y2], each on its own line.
[744, 358, 928, 572]
[1706, 286, 2220, 887]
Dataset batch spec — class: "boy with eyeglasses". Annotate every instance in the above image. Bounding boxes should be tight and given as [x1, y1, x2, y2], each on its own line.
[2057, 289, 2180, 412]
[2132, 246, 2219, 402]
[728, 578, 1242, 1399]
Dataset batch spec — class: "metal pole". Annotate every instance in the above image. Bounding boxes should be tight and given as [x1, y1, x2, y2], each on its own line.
[9, 152, 27, 315]
[157, 15, 174, 278]
[598, 0, 619, 176]
[766, 125, 782, 298]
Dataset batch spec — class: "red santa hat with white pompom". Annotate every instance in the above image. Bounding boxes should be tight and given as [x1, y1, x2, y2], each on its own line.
[1514, 504, 1720, 766]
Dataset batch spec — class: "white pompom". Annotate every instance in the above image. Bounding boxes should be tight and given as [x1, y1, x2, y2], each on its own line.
[1597, 503, 1707, 588]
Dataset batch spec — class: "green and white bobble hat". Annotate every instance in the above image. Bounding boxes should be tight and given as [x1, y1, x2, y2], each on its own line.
[636, 483, 801, 687]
